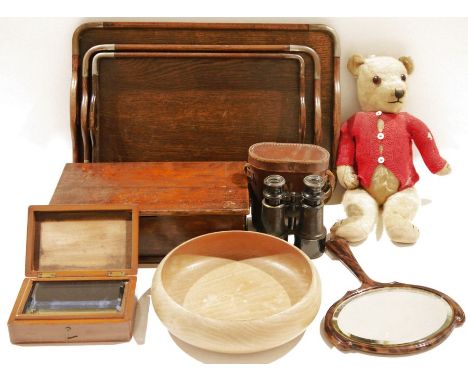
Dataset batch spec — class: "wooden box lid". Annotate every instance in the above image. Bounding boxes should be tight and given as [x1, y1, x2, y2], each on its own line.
[50, 162, 249, 217]
[25, 205, 139, 278]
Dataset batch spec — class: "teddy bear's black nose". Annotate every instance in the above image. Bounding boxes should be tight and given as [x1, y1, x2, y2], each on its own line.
[395, 89, 405, 99]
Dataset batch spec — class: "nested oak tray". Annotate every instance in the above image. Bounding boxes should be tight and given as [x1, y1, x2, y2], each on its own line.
[80, 44, 320, 163]
[50, 162, 249, 265]
[88, 50, 312, 163]
[71, 22, 340, 165]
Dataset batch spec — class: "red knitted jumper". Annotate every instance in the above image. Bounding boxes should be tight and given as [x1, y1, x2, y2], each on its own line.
[336, 111, 447, 190]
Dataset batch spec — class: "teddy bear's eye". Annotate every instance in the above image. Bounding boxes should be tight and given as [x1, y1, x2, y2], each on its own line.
[401, 74, 407, 81]
[372, 75, 382, 85]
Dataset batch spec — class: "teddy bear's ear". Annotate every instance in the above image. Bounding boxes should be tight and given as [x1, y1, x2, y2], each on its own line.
[347, 54, 365, 77]
[399, 56, 414, 75]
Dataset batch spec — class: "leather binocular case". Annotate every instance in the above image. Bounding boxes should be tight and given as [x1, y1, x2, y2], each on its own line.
[245, 142, 335, 236]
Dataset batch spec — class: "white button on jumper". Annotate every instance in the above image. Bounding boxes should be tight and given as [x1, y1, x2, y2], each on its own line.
[376, 111, 382, 116]
[377, 133, 384, 140]
[378, 156, 385, 164]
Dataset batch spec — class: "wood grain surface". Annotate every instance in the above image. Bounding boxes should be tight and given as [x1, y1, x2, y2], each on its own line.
[50, 162, 249, 215]
[8, 205, 139, 344]
[71, 22, 340, 164]
[152, 231, 321, 354]
[38, 220, 131, 270]
[91, 53, 307, 163]
[182, 259, 292, 320]
[138, 215, 246, 265]
[50, 162, 249, 264]
[26, 205, 139, 277]
[79, 44, 321, 162]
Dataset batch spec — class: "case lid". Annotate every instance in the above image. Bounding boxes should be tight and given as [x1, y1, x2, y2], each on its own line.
[247, 142, 330, 173]
[25, 205, 138, 278]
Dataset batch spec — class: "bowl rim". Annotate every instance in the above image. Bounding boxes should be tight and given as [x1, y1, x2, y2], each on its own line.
[152, 230, 320, 324]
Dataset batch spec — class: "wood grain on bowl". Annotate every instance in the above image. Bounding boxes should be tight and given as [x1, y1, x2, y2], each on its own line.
[151, 231, 321, 354]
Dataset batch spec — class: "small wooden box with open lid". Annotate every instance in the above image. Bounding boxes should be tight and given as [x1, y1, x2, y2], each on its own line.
[8, 204, 139, 344]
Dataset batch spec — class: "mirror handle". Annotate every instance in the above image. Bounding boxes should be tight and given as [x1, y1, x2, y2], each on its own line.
[326, 238, 376, 286]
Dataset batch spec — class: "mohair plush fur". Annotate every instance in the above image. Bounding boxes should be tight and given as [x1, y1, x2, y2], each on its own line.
[332, 55, 450, 244]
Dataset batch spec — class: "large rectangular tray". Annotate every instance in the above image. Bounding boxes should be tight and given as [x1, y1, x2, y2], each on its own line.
[71, 22, 340, 165]
[89, 51, 311, 163]
[80, 45, 320, 163]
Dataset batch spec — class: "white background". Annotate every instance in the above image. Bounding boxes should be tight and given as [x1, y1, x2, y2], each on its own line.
[1, 16, 467, 381]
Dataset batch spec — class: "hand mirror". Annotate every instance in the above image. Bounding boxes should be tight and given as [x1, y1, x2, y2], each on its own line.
[324, 238, 464, 355]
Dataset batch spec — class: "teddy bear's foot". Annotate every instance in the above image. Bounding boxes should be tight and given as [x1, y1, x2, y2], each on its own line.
[385, 219, 420, 244]
[331, 218, 372, 243]
[383, 187, 420, 244]
[331, 189, 378, 243]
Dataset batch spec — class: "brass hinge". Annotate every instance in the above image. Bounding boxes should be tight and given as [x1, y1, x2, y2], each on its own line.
[107, 271, 125, 277]
[38, 272, 56, 278]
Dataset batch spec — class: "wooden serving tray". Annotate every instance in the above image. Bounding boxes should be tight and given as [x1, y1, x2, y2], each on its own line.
[88, 51, 311, 163]
[71, 22, 340, 165]
[80, 44, 322, 163]
[8, 205, 139, 344]
[80, 44, 320, 163]
[50, 162, 249, 265]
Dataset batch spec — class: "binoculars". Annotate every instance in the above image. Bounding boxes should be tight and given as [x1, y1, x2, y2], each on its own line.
[260, 174, 326, 259]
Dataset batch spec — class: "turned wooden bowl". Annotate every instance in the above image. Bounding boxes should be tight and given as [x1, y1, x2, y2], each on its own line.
[151, 231, 321, 354]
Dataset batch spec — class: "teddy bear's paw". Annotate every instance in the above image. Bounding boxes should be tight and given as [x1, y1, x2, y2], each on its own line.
[331, 218, 371, 243]
[386, 220, 420, 244]
[343, 174, 359, 190]
[337, 165, 359, 190]
[436, 163, 451, 176]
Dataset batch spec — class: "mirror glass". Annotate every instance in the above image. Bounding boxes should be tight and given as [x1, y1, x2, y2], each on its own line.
[333, 287, 454, 345]
[23, 280, 127, 316]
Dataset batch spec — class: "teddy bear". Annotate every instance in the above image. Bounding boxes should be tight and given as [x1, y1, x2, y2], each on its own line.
[331, 54, 451, 244]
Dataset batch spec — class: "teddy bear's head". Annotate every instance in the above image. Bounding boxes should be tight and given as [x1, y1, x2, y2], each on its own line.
[348, 54, 414, 114]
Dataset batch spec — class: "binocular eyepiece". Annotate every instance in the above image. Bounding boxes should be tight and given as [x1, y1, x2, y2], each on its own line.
[260, 174, 326, 259]
[260, 175, 289, 240]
